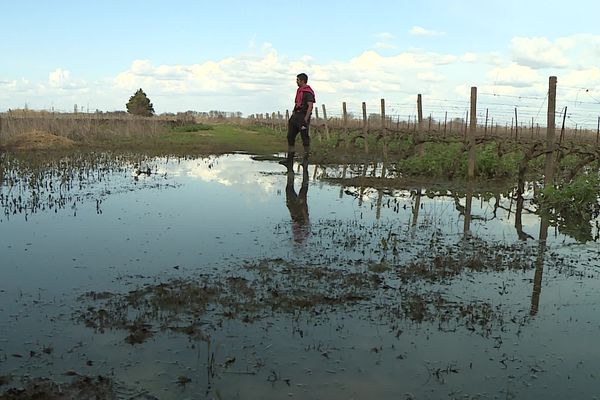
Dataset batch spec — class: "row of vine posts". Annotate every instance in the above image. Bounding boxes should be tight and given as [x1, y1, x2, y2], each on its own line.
[255, 76, 600, 317]
[252, 76, 600, 316]
[252, 76, 599, 193]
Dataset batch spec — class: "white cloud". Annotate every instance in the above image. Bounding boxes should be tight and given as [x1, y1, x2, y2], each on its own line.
[373, 32, 396, 41]
[115, 51, 283, 95]
[409, 26, 445, 37]
[48, 68, 88, 92]
[461, 53, 478, 63]
[510, 36, 570, 69]
[2, 34, 600, 127]
[417, 71, 445, 82]
[372, 32, 397, 51]
[49, 68, 71, 87]
[0, 79, 18, 90]
[487, 63, 541, 88]
[562, 67, 600, 87]
[374, 42, 397, 50]
[157, 156, 278, 200]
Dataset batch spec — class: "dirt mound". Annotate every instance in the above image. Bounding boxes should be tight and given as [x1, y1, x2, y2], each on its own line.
[5, 131, 77, 151]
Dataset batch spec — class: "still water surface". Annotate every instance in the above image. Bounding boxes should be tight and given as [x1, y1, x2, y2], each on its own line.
[1, 153, 599, 399]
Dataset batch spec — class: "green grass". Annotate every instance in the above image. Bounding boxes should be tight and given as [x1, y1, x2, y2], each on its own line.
[170, 123, 213, 133]
[91, 123, 288, 156]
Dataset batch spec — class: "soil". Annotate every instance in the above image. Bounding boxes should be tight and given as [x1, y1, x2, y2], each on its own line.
[0, 376, 115, 400]
[4, 131, 76, 151]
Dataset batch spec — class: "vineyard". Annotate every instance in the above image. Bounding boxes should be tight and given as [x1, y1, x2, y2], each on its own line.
[249, 77, 600, 244]
[251, 77, 599, 192]
[2, 77, 600, 399]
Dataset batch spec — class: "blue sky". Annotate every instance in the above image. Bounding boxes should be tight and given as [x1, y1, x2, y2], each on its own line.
[2, 0, 600, 126]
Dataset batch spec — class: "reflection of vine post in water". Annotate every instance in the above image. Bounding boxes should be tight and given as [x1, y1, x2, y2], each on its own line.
[463, 190, 472, 237]
[375, 156, 387, 221]
[515, 148, 532, 240]
[375, 189, 383, 220]
[530, 216, 550, 316]
[285, 156, 310, 244]
[339, 164, 348, 199]
[411, 190, 421, 228]
[358, 162, 368, 207]
[380, 138, 389, 182]
[515, 189, 541, 240]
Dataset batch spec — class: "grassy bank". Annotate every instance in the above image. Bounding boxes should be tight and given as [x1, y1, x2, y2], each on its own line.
[88, 123, 288, 155]
[0, 122, 289, 156]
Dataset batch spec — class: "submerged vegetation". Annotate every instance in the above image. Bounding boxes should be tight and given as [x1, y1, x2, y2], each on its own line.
[1, 146, 599, 398]
[74, 238, 547, 344]
[1, 116, 599, 243]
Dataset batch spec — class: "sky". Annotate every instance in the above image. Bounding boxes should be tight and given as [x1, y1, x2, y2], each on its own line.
[2, 0, 600, 127]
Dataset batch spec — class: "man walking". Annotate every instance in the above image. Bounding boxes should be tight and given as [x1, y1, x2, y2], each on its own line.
[281, 73, 315, 166]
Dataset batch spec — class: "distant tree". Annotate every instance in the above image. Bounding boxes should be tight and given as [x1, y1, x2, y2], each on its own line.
[126, 88, 155, 117]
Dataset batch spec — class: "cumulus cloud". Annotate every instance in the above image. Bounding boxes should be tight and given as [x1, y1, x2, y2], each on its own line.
[487, 63, 541, 88]
[461, 53, 478, 63]
[409, 26, 445, 37]
[417, 71, 445, 82]
[510, 36, 570, 69]
[0, 79, 17, 88]
[49, 68, 71, 87]
[115, 49, 287, 97]
[48, 68, 88, 91]
[562, 67, 600, 87]
[2, 34, 600, 121]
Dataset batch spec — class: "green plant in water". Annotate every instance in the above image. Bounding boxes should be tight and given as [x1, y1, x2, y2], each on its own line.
[476, 143, 522, 179]
[397, 141, 525, 180]
[398, 142, 465, 178]
[537, 173, 600, 242]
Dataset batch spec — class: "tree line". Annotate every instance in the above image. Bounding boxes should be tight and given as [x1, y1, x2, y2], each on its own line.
[125, 88, 242, 119]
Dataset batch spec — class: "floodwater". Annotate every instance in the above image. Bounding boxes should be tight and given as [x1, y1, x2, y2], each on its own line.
[1, 152, 600, 399]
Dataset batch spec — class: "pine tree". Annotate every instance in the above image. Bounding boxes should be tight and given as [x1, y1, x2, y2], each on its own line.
[126, 88, 155, 117]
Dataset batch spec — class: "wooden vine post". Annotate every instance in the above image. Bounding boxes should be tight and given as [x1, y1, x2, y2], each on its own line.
[468, 86, 477, 180]
[381, 98, 388, 176]
[416, 94, 424, 156]
[314, 107, 322, 142]
[362, 102, 369, 153]
[544, 76, 557, 187]
[342, 102, 349, 149]
[322, 104, 330, 141]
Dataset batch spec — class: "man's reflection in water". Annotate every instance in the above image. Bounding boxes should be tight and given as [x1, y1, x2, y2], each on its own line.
[284, 155, 310, 244]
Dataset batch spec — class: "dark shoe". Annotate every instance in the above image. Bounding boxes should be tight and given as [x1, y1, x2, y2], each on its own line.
[279, 152, 295, 168]
[278, 158, 293, 167]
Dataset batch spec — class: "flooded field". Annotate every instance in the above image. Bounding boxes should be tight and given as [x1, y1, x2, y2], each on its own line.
[1, 152, 599, 399]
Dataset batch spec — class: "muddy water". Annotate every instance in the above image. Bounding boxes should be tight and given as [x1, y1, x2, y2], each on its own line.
[1, 153, 599, 399]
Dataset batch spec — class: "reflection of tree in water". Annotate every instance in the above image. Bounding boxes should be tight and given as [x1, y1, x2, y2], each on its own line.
[285, 158, 310, 244]
[0, 153, 167, 219]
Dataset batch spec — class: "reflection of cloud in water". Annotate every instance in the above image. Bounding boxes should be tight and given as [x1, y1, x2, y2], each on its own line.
[157, 155, 279, 200]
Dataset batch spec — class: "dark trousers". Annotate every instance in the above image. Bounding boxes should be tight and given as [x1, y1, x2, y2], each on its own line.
[287, 113, 310, 147]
